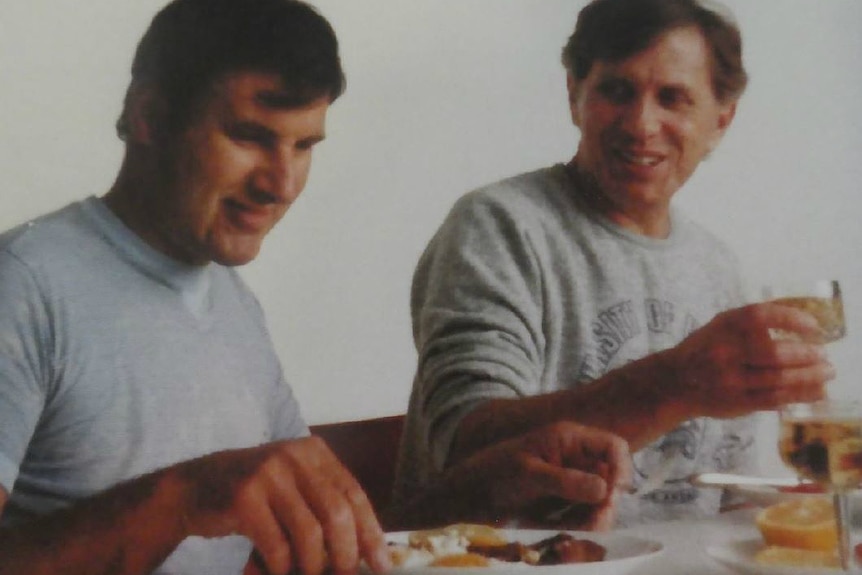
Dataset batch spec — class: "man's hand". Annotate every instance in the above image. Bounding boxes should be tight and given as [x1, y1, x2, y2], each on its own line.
[468, 421, 631, 530]
[667, 302, 836, 419]
[393, 421, 630, 531]
[173, 437, 391, 575]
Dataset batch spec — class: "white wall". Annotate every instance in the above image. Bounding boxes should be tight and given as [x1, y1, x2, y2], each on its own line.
[2, 1, 861, 472]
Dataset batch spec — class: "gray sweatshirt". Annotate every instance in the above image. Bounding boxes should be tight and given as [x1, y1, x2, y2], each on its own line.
[394, 164, 757, 526]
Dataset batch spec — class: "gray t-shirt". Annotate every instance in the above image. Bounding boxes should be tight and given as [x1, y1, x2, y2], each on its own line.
[0, 197, 307, 573]
[394, 164, 757, 526]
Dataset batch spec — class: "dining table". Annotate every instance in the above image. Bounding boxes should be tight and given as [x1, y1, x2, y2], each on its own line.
[616, 507, 772, 574]
[383, 503, 858, 574]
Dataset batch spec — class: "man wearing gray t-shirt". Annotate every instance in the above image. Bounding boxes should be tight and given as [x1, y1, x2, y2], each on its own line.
[394, 0, 835, 528]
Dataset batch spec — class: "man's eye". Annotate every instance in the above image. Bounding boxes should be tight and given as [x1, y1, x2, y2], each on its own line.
[228, 124, 273, 146]
[598, 80, 633, 104]
[296, 139, 320, 152]
[658, 88, 692, 109]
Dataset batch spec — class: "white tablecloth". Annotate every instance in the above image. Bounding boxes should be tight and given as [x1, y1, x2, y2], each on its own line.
[618, 508, 761, 574]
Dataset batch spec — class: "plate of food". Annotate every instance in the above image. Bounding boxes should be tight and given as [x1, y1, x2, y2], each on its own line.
[707, 496, 846, 574]
[382, 523, 663, 575]
[706, 538, 841, 575]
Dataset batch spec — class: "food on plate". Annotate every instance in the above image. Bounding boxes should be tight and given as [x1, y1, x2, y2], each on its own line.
[389, 545, 435, 568]
[754, 545, 839, 568]
[755, 497, 837, 552]
[527, 533, 605, 565]
[388, 523, 606, 568]
[429, 553, 491, 568]
[408, 523, 508, 550]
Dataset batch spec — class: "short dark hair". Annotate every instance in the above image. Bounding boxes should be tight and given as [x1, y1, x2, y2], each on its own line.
[561, 0, 747, 103]
[116, 0, 345, 139]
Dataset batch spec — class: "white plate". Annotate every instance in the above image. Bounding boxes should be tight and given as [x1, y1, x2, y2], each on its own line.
[384, 529, 663, 575]
[707, 538, 841, 574]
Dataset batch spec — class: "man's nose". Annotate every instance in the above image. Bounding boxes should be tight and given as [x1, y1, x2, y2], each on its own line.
[621, 96, 661, 139]
[256, 148, 299, 203]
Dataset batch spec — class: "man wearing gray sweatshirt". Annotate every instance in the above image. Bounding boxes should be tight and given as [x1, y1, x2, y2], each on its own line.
[395, 0, 834, 527]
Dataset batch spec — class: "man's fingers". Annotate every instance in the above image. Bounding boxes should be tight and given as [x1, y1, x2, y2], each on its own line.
[741, 362, 835, 393]
[583, 488, 620, 531]
[746, 381, 827, 409]
[522, 457, 608, 504]
[239, 495, 293, 575]
[556, 467, 609, 503]
[313, 447, 390, 574]
[345, 483, 391, 574]
[294, 463, 363, 575]
[354, 510, 391, 573]
[724, 365, 830, 412]
[745, 340, 828, 369]
[750, 302, 824, 335]
[557, 425, 632, 489]
[268, 474, 328, 575]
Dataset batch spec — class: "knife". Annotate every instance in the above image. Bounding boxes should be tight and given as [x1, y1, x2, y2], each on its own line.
[688, 472, 819, 490]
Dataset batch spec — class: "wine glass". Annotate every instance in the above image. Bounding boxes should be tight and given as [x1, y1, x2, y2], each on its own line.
[762, 279, 845, 343]
[768, 279, 850, 567]
[779, 401, 862, 571]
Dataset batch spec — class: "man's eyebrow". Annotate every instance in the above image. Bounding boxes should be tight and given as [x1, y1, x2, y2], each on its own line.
[255, 89, 312, 108]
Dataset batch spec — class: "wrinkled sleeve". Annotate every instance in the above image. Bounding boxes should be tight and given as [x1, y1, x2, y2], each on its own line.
[410, 192, 545, 470]
[0, 252, 50, 494]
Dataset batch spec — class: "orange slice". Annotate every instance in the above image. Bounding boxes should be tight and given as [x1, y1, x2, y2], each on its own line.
[755, 497, 838, 551]
[429, 553, 490, 567]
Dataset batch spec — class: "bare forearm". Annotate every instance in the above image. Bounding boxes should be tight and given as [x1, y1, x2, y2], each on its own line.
[449, 302, 835, 469]
[389, 420, 630, 532]
[450, 349, 691, 464]
[0, 470, 187, 575]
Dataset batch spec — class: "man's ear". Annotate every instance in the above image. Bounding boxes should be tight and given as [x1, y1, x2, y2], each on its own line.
[125, 83, 167, 145]
[566, 73, 582, 128]
[706, 100, 737, 153]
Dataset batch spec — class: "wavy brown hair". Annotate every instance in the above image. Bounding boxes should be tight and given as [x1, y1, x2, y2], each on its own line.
[562, 0, 747, 103]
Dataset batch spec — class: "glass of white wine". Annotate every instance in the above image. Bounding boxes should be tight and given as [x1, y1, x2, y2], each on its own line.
[762, 279, 845, 343]
[779, 401, 862, 571]
[768, 279, 850, 567]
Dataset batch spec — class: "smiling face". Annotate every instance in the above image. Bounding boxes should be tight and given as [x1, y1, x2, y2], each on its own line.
[112, 71, 329, 266]
[569, 26, 736, 237]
